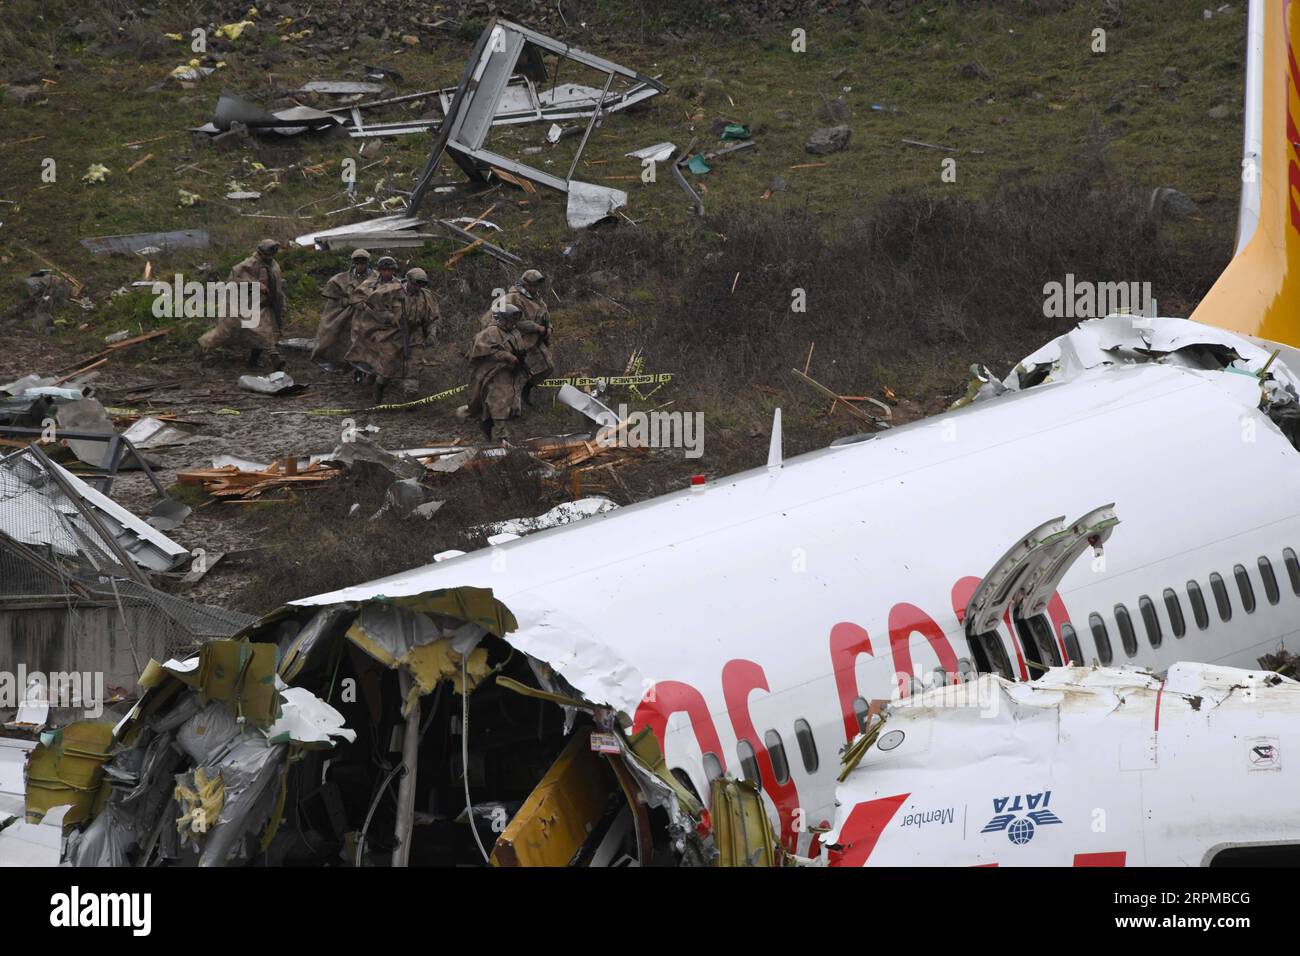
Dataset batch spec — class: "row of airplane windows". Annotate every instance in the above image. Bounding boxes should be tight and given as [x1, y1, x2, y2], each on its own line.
[692, 550, 1300, 792]
[701, 718, 820, 790]
[1073, 548, 1300, 665]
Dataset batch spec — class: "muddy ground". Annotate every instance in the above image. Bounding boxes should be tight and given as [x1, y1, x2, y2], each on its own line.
[0, 0, 1247, 615]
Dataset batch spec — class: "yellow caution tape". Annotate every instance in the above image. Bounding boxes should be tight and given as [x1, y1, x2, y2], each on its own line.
[306, 373, 674, 416]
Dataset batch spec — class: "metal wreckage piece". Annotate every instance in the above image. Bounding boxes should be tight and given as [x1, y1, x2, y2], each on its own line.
[406, 18, 667, 210]
[297, 18, 666, 251]
[18, 588, 780, 867]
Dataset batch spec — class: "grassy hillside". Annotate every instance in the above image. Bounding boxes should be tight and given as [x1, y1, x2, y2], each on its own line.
[0, 0, 1251, 606]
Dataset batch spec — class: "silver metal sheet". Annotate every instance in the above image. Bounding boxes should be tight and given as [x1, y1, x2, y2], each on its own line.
[0, 448, 189, 573]
[298, 81, 385, 95]
[80, 230, 209, 256]
[451, 26, 527, 150]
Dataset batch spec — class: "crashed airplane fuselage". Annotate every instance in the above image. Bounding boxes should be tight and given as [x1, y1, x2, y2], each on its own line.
[298, 313, 1300, 858]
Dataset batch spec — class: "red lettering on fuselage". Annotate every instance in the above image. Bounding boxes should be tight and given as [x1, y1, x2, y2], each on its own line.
[631, 578, 1076, 846]
[633, 680, 727, 773]
[888, 602, 960, 692]
[830, 622, 874, 743]
[721, 659, 803, 849]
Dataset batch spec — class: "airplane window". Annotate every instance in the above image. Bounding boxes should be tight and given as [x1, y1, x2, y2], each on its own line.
[1061, 623, 1083, 665]
[1138, 596, 1162, 648]
[671, 768, 701, 800]
[1209, 573, 1232, 622]
[736, 740, 761, 790]
[1285, 548, 1300, 595]
[702, 752, 723, 784]
[852, 697, 872, 734]
[1234, 564, 1256, 614]
[764, 730, 790, 785]
[1114, 604, 1138, 657]
[794, 718, 819, 774]
[1089, 613, 1113, 665]
[1186, 580, 1209, 630]
[1163, 588, 1186, 638]
[1259, 556, 1281, 605]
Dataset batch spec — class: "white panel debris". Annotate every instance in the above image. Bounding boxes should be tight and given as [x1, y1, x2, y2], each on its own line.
[566, 182, 628, 229]
[265, 686, 356, 747]
[625, 142, 677, 163]
[481, 498, 619, 537]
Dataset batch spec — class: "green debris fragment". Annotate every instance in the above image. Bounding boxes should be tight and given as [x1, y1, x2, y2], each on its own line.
[687, 155, 711, 175]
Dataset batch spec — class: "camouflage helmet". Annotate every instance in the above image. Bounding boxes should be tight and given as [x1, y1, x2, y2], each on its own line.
[256, 238, 280, 254]
[350, 248, 371, 262]
[494, 303, 523, 322]
[520, 268, 545, 285]
[406, 267, 428, 283]
[375, 255, 398, 270]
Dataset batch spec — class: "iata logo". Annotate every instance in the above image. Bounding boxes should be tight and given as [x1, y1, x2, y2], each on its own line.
[980, 790, 1063, 845]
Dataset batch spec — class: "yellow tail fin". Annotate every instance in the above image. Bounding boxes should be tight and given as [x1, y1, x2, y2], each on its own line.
[1192, 0, 1300, 347]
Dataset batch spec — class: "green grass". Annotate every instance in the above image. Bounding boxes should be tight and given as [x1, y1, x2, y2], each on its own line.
[0, 0, 1250, 455]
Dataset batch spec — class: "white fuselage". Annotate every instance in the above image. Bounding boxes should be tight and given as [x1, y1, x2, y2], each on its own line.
[299, 347, 1300, 851]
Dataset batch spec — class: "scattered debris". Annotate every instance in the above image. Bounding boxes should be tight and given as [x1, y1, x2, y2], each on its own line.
[295, 214, 522, 266]
[194, 90, 343, 138]
[0, 444, 190, 574]
[80, 164, 110, 184]
[1151, 186, 1198, 219]
[481, 497, 618, 537]
[297, 81, 385, 96]
[626, 142, 677, 162]
[900, 137, 958, 152]
[41, 642, 353, 867]
[566, 181, 629, 229]
[408, 18, 667, 211]
[169, 61, 216, 82]
[238, 371, 308, 396]
[806, 125, 851, 155]
[791, 367, 891, 428]
[178, 458, 340, 501]
[81, 230, 208, 256]
[56, 329, 170, 372]
[120, 416, 204, 450]
[670, 141, 705, 216]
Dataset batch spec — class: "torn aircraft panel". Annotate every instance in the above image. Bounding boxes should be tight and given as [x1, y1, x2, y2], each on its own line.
[33, 588, 745, 866]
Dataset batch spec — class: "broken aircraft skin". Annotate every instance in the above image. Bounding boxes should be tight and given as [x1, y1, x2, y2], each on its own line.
[287, 313, 1300, 863]
[825, 662, 1300, 867]
[28, 590, 775, 867]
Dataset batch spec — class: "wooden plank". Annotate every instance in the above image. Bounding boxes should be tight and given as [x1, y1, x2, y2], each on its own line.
[56, 329, 170, 372]
[51, 358, 108, 385]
